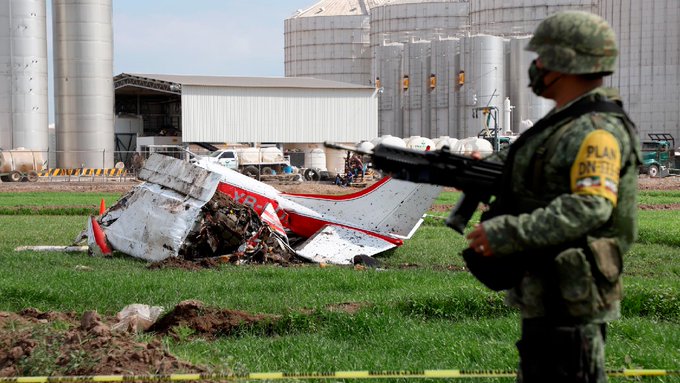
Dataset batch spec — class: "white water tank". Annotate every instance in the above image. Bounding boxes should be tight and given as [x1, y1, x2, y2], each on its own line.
[307, 148, 327, 170]
[325, 147, 346, 174]
[405, 136, 435, 151]
[379, 135, 406, 148]
[357, 141, 374, 152]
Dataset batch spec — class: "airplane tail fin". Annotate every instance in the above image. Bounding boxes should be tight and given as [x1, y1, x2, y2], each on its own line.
[282, 177, 441, 238]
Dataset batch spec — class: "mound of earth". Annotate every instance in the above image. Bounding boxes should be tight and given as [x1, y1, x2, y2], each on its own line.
[0, 308, 202, 377]
[148, 300, 280, 339]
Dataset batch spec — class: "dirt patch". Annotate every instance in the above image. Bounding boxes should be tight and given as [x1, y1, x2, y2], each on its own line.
[637, 175, 680, 190]
[0, 181, 141, 194]
[0, 308, 202, 377]
[639, 203, 680, 210]
[147, 257, 224, 271]
[148, 300, 280, 340]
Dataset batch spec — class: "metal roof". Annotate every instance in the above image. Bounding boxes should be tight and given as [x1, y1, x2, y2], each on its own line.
[290, 0, 468, 17]
[291, 0, 389, 17]
[114, 73, 374, 90]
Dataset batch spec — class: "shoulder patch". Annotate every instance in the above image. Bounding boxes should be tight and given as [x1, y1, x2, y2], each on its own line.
[570, 129, 621, 206]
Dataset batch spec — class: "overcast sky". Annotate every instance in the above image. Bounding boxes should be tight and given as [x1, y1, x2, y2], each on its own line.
[46, 0, 316, 122]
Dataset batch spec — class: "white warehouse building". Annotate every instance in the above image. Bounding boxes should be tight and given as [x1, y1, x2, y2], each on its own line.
[113, 73, 378, 149]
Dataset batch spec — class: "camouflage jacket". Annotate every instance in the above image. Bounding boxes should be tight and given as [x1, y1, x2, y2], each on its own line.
[482, 87, 641, 321]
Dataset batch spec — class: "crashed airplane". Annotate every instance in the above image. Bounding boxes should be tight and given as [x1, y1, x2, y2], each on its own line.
[86, 153, 441, 265]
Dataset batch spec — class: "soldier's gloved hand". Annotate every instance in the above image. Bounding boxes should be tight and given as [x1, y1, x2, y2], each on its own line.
[466, 224, 493, 256]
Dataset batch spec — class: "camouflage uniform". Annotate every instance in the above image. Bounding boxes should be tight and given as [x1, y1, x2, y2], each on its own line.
[478, 11, 641, 383]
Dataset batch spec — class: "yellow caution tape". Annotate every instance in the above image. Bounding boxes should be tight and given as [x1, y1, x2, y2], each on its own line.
[2, 369, 678, 382]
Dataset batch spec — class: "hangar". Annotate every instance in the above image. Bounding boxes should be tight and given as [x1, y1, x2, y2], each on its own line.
[113, 73, 379, 160]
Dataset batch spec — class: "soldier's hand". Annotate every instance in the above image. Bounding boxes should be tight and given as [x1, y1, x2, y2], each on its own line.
[466, 224, 493, 256]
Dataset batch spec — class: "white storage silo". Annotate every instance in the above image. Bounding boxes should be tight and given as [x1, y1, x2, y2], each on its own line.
[374, 42, 404, 137]
[53, 0, 114, 168]
[0, 0, 49, 152]
[285, 0, 384, 86]
[402, 40, 431, 138]
[508, 36, 554, 132]
[430, 38, 460, 138]
[470, 0, 599, 36]
[370, 0, 469, 57]
[599, 0, 680, 140]
[461, 35, 505, 138]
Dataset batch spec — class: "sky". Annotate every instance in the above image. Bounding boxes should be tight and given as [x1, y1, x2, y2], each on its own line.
[45, 0, 316, 122]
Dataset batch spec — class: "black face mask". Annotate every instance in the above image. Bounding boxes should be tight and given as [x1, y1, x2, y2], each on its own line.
[528, 59, 562, 96]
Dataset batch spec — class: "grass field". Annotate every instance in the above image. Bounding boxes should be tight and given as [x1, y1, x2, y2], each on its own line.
[0, 190, 678, 381]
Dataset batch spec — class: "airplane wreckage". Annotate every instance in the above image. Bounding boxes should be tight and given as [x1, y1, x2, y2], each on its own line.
[82, 154, 442, 265]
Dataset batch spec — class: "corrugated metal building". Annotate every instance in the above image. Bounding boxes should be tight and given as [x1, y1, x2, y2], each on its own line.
[114, 73, 378, 145]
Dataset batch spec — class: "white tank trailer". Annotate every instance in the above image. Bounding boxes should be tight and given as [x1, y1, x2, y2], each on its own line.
[0, 0, 49, 153]
[53, 0, 114, 169]
[0, 148, 45, 182]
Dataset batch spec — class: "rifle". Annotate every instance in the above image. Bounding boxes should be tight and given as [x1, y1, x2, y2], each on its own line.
[324, 142, 503, 234]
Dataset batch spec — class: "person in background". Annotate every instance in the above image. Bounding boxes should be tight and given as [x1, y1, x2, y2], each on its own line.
[464, 11, 641, 383]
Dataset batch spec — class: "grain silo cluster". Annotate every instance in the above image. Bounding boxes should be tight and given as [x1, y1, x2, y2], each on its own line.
[285, 0, 680, 141]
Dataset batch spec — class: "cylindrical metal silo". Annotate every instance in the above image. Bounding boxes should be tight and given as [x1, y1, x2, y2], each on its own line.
[53, 0, 114, 168]
[461, 35, 505, 138]
[375, 42, 404, 137]
[599, 0, 680, 140]
[285, 0, 380, 86]
[430, 38, 460, 138]
[402, 40, 430, 138]
[470, 0, 599, 36]
[508, 36, 553, 133]
[0, 0, 49, 151]
[370, 0, 469, 59]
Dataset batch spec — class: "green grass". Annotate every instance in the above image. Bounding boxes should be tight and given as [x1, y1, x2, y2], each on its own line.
[0, 192, 123, 215]
[0, 191, 679, 380]
[0, 191, 122, 207]
[638, 190, 680, 205]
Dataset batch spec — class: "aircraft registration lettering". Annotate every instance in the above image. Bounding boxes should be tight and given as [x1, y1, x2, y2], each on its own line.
[570, 130, 621, 206]
[221, 185, 289, 223]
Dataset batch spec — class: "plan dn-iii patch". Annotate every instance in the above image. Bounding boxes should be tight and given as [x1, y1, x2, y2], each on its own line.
[570, 130, 621, 205]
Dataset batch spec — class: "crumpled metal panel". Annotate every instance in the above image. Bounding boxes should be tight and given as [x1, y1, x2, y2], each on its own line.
[139, 154, 221, 201]
[296, 225, 396, 264]
[103, 183, 206, 262]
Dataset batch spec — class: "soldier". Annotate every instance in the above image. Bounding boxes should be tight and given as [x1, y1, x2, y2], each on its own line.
[465, 11, 641, 383]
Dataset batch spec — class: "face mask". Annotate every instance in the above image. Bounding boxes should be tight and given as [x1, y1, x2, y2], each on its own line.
[528, 59, 562, 96]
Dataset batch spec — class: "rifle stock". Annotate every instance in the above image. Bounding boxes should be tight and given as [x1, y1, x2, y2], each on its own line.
[367, 144, 503, 234]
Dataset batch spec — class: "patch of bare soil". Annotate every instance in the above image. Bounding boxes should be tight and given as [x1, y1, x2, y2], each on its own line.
[148, 300, 279, 340]
[0, 181, 141, 194]
[147, 257, 223, 271]
[637, 175, 680, 191]
[0, 309, 202, 377]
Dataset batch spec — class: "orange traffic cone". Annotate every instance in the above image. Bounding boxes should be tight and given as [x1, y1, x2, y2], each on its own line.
[99, 199, 106, 215]
[91, 217, 112, 254]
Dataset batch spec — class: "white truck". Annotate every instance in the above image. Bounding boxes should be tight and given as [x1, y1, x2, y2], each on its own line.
[203, 147, 292, 177]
